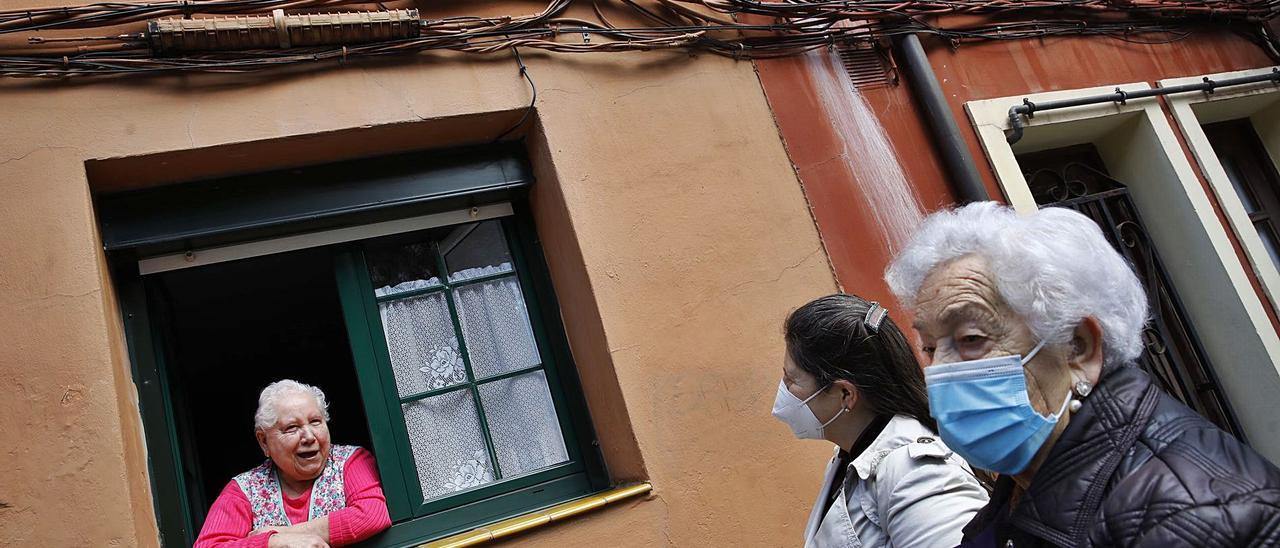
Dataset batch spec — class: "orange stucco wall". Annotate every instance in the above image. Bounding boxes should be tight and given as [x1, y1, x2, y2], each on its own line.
[0, 3, 840, 546]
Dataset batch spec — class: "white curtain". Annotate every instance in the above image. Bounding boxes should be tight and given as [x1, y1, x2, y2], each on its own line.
[377, 271, 568, 499]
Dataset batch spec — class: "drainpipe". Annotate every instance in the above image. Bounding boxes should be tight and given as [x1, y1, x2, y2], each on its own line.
[894, 34, 989, 204]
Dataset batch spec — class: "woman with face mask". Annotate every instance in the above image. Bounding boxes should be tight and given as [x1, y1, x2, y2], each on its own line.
[887, 203, 1280, 547]
[775, 294, 989, 548]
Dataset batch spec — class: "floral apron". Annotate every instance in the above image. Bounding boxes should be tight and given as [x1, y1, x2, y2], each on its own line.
[234, 444, 357, 529]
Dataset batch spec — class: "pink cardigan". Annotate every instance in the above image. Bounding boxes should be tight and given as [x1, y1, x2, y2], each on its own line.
[194, 447, 392, 547]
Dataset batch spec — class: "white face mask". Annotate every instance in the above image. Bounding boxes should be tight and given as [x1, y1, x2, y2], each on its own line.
[772, 380, 847, 440]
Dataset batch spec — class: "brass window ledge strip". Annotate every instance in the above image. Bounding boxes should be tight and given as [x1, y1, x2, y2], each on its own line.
[420, 483, 654, 548]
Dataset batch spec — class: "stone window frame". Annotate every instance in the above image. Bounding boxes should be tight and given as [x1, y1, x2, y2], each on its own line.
[963, 82, 1280, 462]
[1162, 67, 1280, 319]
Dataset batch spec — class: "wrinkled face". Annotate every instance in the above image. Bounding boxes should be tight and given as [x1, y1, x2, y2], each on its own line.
[912, 254, 1073, 418]
[256, 392, 331, 484]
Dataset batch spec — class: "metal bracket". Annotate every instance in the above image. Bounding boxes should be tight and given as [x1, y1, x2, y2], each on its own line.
[1115, 87, 1128, 105]
[1023, 97, 1037, 118]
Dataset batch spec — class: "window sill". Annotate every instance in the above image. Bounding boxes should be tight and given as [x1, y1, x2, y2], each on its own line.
[418, 482, 653, 548]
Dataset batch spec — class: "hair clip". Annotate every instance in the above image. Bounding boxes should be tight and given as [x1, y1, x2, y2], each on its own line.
[864, 302, 888, 333]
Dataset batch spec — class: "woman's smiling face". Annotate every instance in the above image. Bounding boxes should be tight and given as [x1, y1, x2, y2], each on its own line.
[256, 392, 332, 485]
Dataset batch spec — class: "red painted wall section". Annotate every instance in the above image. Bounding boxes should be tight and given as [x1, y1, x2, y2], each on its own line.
[754, 51, 955, 325]
[755, 28, 1280, 332]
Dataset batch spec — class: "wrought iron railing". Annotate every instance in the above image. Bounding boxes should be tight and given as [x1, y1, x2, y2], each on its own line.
[1025, 160, 1245, 440]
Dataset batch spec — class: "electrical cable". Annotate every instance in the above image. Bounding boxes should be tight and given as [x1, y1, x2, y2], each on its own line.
[492, 46, 538, 143]
[0, 0, 1275, 77]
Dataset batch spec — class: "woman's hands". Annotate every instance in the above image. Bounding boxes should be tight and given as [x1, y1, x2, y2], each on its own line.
[254, 515, 330, 546]
[265, 531, 329, 548]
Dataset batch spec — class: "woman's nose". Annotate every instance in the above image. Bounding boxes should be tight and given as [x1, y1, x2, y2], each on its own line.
[300, 425, 316, 442]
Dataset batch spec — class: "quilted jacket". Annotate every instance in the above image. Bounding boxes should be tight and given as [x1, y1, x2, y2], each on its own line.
[959, 365, 1280, 547]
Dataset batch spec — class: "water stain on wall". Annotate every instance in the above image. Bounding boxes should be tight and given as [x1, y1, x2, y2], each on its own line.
[804, 48, 924, 253]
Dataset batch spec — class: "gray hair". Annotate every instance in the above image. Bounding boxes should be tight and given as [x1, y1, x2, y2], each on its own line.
[885, 202, 1149, 367]
[254, 379, 330, 431]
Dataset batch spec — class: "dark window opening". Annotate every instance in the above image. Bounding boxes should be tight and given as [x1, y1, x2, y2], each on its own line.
[148, 246, 372, 524]
[105, 147, 607, 547]
[1202, 119, 1280, 273]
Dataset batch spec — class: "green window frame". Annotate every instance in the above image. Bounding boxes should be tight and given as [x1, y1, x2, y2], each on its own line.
[335, 208, 608, 544]
[114, 200, 609, 547]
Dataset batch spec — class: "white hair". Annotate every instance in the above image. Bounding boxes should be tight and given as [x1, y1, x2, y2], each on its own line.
[254, 379, 330, 431]
[885, 201, 1149, 367]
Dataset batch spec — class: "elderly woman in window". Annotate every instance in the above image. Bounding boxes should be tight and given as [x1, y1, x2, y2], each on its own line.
[886, 202, 1280, 547]
[195, 380, 392, 548]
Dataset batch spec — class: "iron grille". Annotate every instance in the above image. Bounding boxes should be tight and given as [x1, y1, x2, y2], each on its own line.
[1019, 144, 1246, 441]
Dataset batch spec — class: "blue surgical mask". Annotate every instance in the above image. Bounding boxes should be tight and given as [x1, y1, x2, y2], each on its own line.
[923, 340, 1071, 475]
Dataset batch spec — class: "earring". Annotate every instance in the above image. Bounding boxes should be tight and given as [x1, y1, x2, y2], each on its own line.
[1068, 379, 1092, 413]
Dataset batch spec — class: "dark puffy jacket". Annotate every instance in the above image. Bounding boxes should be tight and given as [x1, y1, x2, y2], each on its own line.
[959, 365, 1280, 547]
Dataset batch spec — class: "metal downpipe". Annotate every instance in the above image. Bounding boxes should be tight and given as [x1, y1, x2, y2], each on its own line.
[894, 34, 989, 204]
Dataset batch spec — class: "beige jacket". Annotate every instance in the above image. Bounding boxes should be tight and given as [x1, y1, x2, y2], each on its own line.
[803, 415, 989, 548]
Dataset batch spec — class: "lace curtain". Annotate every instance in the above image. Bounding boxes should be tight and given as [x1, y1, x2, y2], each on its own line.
[371, 221, 569, 501]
